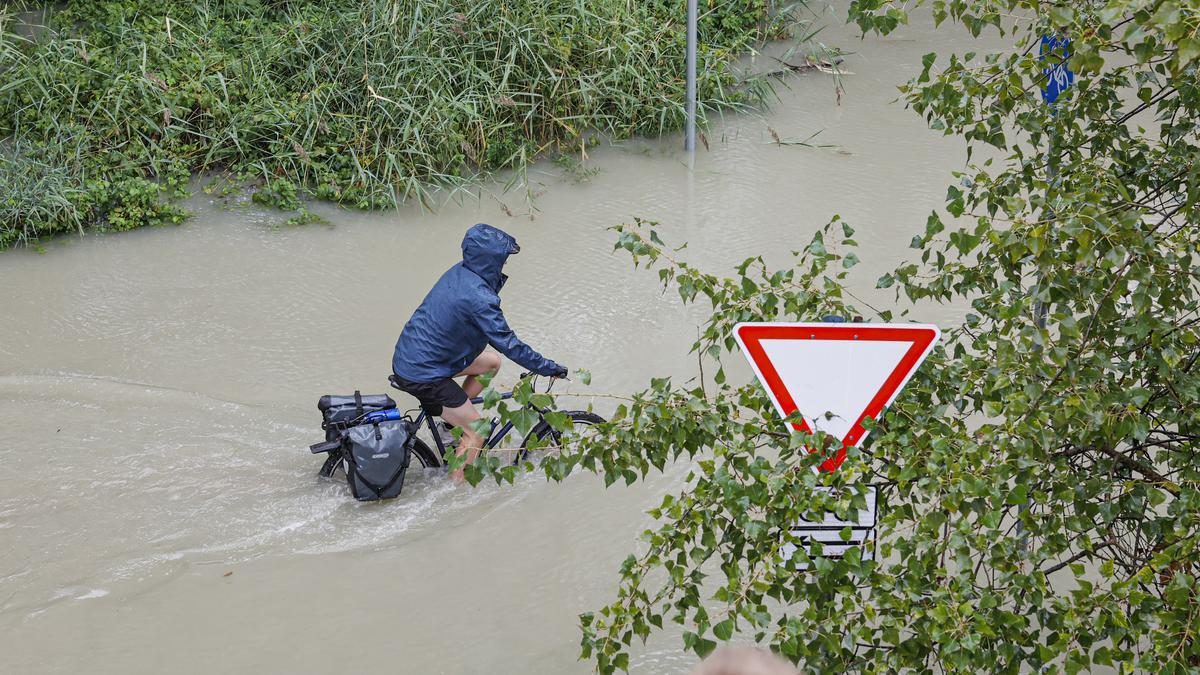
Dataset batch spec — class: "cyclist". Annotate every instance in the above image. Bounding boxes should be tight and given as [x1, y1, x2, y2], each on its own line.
[391, 223, 568, 482]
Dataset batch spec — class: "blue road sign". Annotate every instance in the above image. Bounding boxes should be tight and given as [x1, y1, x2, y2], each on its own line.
[1041, 34, 1074, 105]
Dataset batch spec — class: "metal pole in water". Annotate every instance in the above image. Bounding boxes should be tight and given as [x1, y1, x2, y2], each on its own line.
[685, 0, 697, 153]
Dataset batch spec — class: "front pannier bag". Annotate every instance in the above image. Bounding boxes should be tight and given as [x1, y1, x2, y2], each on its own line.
[344, 418, 412, 501]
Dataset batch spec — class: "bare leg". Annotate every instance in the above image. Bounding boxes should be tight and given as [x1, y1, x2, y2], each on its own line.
[440, 400, 483, 483]
[458, 349, 501, 398]
[439, 351, 501, 483]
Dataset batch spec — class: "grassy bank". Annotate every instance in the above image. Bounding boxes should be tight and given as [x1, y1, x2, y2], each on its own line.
[0, 0, 803, 249]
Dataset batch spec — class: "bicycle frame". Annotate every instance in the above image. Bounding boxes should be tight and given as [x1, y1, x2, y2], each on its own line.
[404, 373, 561, 458]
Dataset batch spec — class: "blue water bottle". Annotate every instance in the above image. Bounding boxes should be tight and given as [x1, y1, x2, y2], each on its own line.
[364, 409, 402, 424]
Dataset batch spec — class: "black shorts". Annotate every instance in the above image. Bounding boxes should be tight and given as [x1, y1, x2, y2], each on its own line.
[391, 374, 469, 417]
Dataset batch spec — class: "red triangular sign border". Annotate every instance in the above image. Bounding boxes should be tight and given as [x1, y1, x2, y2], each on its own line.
[734, 322, 940, 472]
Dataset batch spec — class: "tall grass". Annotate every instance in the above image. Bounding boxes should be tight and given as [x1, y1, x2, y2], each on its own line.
[0, 0, 805, 248]
[0, 142, 82, 248]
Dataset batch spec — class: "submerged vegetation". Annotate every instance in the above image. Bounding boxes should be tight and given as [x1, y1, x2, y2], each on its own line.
[0, 0, 804, 249]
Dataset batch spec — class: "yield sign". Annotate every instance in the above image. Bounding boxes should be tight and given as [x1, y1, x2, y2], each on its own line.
[733, 322, 940, 472]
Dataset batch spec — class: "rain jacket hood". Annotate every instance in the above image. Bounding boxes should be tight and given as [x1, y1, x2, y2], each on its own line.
[391, 223, 561, 383]
[461, 223, 517, 293]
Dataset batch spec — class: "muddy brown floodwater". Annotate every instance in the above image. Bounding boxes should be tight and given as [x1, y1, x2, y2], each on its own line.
[1, 5, 1002, 674]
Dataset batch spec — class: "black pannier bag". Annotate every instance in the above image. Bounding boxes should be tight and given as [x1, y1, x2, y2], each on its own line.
[344, 418, 412, 501]
[314, 391, 413, 501]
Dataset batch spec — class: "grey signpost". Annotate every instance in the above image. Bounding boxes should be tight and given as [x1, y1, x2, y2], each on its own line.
[1021, 35, 1073, 548]
[685, 0, 697, 153]
[1038, 35, 1074, 333]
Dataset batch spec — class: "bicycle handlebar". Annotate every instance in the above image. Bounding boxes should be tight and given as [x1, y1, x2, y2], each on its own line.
[519, 371, 569, 382]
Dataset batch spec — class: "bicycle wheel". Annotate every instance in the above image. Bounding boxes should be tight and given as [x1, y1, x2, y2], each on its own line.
[408, 437, 441, 468]
[518, 411, 606, 463]
[318, 436, 442, 479]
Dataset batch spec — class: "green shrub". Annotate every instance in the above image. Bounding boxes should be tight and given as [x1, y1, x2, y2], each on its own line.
[252, 179, 303, 212]
[0, 142, 85, 248]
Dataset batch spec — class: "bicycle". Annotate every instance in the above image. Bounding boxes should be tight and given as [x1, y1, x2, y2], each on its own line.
[315, 371, 605, 478]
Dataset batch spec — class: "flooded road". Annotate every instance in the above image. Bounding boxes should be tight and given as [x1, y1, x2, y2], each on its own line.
[1, 6, 1001, 673]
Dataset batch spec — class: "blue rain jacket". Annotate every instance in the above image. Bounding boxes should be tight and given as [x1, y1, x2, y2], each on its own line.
[392, 223, 562, 382]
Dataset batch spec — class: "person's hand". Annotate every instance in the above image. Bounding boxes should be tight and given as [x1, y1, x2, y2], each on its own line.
[550, 364, 569, 379]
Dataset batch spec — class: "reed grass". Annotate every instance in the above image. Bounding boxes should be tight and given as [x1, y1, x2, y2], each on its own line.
[0, 0, 806, 248]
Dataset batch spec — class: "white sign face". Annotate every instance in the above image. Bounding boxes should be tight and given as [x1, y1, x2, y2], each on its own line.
[733, 322, 941, 472]
[780, 486, 877, 564]
[758, 338, 914, 443]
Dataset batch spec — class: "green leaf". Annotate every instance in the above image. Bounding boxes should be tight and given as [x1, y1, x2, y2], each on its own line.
[1006, 484, 1028, 506]
[1177, 38, 1200, 64]
[509, 409, 539, 435]
[1048, 6, 1075, 27]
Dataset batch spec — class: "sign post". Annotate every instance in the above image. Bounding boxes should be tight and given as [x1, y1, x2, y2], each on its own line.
[1023, 35, 1073, 548]
[685, 0, 697, 153]
[734, 322, 940, 562]
[1038, 34, 1073, 328]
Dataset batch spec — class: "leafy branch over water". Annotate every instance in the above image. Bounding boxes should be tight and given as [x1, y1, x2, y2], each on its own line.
[0, 0, 805, 249]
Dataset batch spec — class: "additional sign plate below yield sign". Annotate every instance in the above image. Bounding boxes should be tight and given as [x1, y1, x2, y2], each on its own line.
[781, 486, 877, 563]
